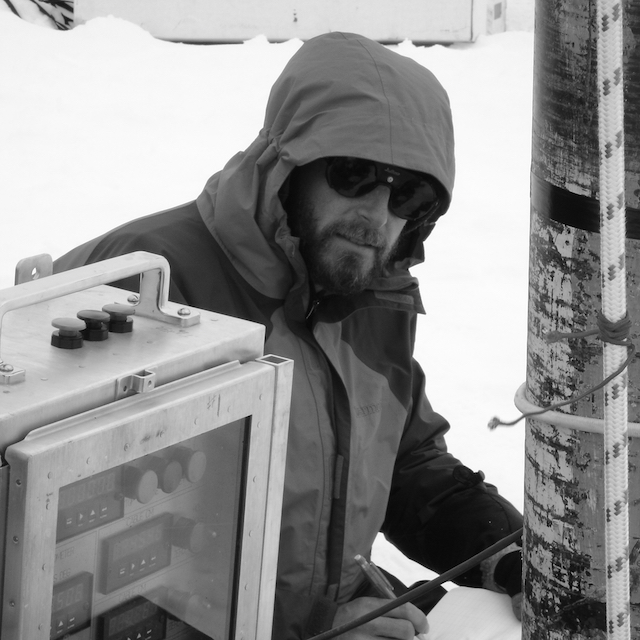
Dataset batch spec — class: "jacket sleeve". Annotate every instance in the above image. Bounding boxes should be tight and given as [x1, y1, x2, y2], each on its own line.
[381, 358, 523, 588]
[53, 221, 190, 305]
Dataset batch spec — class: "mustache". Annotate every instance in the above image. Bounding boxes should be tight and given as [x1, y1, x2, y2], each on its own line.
[326, 221, 386, 248]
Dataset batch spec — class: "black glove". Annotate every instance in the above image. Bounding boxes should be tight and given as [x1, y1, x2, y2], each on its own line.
[494, 549, 522, 621]
[493, 549, 522, 597]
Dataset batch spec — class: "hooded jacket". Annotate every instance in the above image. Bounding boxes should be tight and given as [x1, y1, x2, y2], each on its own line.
[55, 32, 522, 639]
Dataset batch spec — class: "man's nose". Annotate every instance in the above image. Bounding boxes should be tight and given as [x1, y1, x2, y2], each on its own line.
[356, 185, 392, 228]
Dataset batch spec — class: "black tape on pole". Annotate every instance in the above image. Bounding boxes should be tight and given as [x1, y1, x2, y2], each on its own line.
[532, 172, 640, 239]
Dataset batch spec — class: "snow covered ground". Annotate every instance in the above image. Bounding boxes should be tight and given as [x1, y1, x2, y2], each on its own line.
[0, 10, 533, 588]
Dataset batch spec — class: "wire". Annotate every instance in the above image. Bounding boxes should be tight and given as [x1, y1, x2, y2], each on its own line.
[488, 312, 635, 429]
[306, 528, 523, 640]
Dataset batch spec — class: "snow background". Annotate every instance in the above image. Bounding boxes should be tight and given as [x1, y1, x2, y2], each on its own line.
[0, 8, 533, 589]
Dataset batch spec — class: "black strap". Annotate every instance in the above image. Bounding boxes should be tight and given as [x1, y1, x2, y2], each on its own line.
[532, 172, 640, 239]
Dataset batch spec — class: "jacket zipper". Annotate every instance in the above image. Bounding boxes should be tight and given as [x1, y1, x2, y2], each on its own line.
[301, 297, 352, 600]
[305, 297, 321, 322]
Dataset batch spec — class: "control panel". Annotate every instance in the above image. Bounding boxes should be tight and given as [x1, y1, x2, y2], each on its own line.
[0, 253, 293, 640]
[48, 424, 246, 640]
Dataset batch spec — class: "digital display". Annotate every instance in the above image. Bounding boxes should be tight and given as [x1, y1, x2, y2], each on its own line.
[51, 572, 93, 640]
[59, 469, 118, 510]
[108, 600, 158, 635]
[112, 521, 164, 562]
[57, 467, 124, 542]
[52, 580, 86, 613]
[101, 513, 172, 594]
[99, 596, 166, 640]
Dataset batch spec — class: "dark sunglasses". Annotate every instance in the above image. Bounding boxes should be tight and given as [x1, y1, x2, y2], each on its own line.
[324, 157, 441, 223]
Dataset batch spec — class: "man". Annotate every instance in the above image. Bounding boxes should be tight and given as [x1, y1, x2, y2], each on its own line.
[55, 32, 523, 639]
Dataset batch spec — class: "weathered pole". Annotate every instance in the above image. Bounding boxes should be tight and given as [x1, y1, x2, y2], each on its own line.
[522, 1, 640, 638]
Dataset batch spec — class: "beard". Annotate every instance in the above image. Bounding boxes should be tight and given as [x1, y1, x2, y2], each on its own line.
[289, 196, 401, 296]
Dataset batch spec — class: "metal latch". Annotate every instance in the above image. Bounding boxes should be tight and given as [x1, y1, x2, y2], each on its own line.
[115, 369, 156, 399]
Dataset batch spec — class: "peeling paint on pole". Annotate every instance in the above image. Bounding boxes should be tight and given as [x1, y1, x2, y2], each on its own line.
[524, 0, 640, 638]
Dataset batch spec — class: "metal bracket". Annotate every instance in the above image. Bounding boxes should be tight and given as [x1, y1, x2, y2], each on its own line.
[115, 369, 157, 400]
[14, 254, 53, 286]
[0, 362, 26, 385]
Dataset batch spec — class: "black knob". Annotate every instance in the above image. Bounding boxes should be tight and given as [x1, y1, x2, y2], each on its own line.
[77, 309, 110, 341]
[51, 317, 85, 349]
[102, 303, 135, 333]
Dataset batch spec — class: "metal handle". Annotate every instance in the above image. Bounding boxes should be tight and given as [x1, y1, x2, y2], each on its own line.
[1, 251, 200, 375]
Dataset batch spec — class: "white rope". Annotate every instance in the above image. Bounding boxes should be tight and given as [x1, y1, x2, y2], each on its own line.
[597, 1, 630, 637]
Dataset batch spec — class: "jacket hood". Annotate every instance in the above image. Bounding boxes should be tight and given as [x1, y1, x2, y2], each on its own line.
[196, 32, 455, 300]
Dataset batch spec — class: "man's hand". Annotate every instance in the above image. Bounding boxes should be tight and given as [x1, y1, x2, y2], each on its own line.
[332, 596, 428, 639]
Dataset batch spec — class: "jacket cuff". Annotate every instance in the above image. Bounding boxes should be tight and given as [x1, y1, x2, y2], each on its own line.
[483, 546, 523, 597]
[480, 543, 521, 594]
